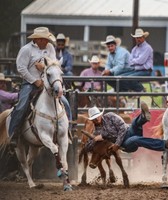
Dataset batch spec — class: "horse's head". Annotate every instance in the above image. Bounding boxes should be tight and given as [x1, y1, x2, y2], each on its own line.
[42, 57, 64, 97]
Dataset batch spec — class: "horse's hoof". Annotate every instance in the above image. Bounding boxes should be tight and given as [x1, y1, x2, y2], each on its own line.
[78, 182, 89, 187]
[109, 177, 116, 183]
[34, 184, 44, 189]
[64, 184, 73, 191]
[161, 184, 168, 189]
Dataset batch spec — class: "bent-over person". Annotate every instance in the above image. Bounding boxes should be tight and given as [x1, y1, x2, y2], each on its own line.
[86, 102, 168, 153]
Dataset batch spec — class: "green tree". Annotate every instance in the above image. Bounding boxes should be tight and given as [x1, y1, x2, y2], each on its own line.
[0, 0, 33, 42]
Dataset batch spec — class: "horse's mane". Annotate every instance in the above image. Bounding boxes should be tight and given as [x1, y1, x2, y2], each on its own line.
[44, 56, 62, 69]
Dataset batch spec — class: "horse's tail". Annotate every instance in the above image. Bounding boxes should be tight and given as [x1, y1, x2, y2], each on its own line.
[0, 109, 11, 147]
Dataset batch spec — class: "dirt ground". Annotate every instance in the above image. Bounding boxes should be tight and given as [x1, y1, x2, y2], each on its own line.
[0, 180, 168, 200]
[0, 148, 167, 200]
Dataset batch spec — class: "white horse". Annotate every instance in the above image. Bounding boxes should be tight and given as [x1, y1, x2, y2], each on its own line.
[0, 57, 72, 191]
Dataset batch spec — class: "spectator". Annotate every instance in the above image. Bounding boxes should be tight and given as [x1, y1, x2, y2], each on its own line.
[0, 73, 18, 113]
[80, 55, 102, 91]
[102, 35, 131, 76]
[119, 28, 153, 91]
[55, 33, 73, 89]
[0, 74, 20, 181]
[130, 28, 153, 75]
[101, 35, 133, 91]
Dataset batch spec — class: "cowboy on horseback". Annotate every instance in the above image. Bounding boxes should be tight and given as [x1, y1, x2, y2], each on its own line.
[9, 27, 73, 147]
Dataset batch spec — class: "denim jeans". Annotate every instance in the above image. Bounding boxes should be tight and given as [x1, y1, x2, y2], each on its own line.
[117, 69, 152, 92]
[9, 82, 38, 136]
[61, 95, 72, 121]
[121, 114, 166, 152]
[9, 82, 72, 137]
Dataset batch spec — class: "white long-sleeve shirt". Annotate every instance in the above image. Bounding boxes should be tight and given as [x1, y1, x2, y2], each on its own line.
[16, 41, 56, 83]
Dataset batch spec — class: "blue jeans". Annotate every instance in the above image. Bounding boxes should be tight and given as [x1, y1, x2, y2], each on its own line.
[121, 114, 166, 152]
[118, 69, 152, 92]
[61, 95, 72, 121]
[9, 82, 72, 137]
[106, 69, 145, 92]
[107, 78, 144, 92]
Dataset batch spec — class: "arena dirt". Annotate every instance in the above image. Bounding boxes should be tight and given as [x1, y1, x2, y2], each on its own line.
[0, 147, 167, 200]
[0, 181, 168, 200]
[1, 154, 168, 200]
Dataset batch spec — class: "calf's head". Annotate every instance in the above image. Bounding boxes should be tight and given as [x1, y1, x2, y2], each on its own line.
[89, 140, 113, 169]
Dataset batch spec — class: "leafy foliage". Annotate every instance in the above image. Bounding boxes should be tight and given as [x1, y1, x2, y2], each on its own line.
[0, 0, 33, 42]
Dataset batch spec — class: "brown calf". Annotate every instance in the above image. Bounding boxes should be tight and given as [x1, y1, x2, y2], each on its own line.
[79, 119, 130, 187]
[88, 140, 129, 187]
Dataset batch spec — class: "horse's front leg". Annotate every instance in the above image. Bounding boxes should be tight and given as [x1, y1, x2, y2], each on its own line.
[15, 140, 36, 188]
[40, 133, 72, 191]
[162, 150, 168, 188]
[27, 146, 41, 177]
[58, 138, 72, 191]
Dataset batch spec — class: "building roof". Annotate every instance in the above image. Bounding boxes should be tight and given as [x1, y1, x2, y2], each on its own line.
[22, 0, 168, 18]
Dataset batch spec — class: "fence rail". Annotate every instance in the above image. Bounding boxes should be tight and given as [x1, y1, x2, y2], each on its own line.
[63, 76, 168, 113]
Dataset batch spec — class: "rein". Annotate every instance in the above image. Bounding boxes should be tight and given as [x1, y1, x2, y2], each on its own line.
[28, 62, 65, 144]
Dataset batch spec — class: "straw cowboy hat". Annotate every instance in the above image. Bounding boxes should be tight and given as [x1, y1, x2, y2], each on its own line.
[101, 35, 121, 46]
[56, 33, 66, 40]
[56, 33, 70, 47]
[0, 73, 11, 82]
[131, 28, 149, 38]
[88, 55, 100, 63]
[27, 27, 56, 42]
[88, 106, 104, 120]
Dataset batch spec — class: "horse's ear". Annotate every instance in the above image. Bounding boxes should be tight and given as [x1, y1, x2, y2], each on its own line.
[44, 56, 54, 66]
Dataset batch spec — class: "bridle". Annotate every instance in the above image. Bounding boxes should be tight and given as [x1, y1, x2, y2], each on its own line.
[30, 63, 65, 144]
[42, 64, 63, 97]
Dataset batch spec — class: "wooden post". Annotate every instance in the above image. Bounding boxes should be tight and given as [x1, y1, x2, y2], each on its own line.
[66, 90, 79, 182]
[132, 0, 139, 47]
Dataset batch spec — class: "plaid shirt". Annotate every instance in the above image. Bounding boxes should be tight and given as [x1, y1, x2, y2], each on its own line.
[94, 112, 129, 146]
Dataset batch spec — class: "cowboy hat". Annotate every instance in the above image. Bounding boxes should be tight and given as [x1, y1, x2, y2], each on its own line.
[101, 35, 121, 46]
[27, 27, 56, 42]
[0, 73, 11, 82]
[88, 55, 100, 63]
[56, 33, 66, 40]
[88, 106, 104, 120]
[56, 33, 70, 47]
[131, 28, 149, 38]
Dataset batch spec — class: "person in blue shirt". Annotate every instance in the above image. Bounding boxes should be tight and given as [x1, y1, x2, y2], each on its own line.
[101, 35, 134, 91]
[102, 35, 132, 76]
[55, 33, 73, 89]
[102, 35, 145, 92]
